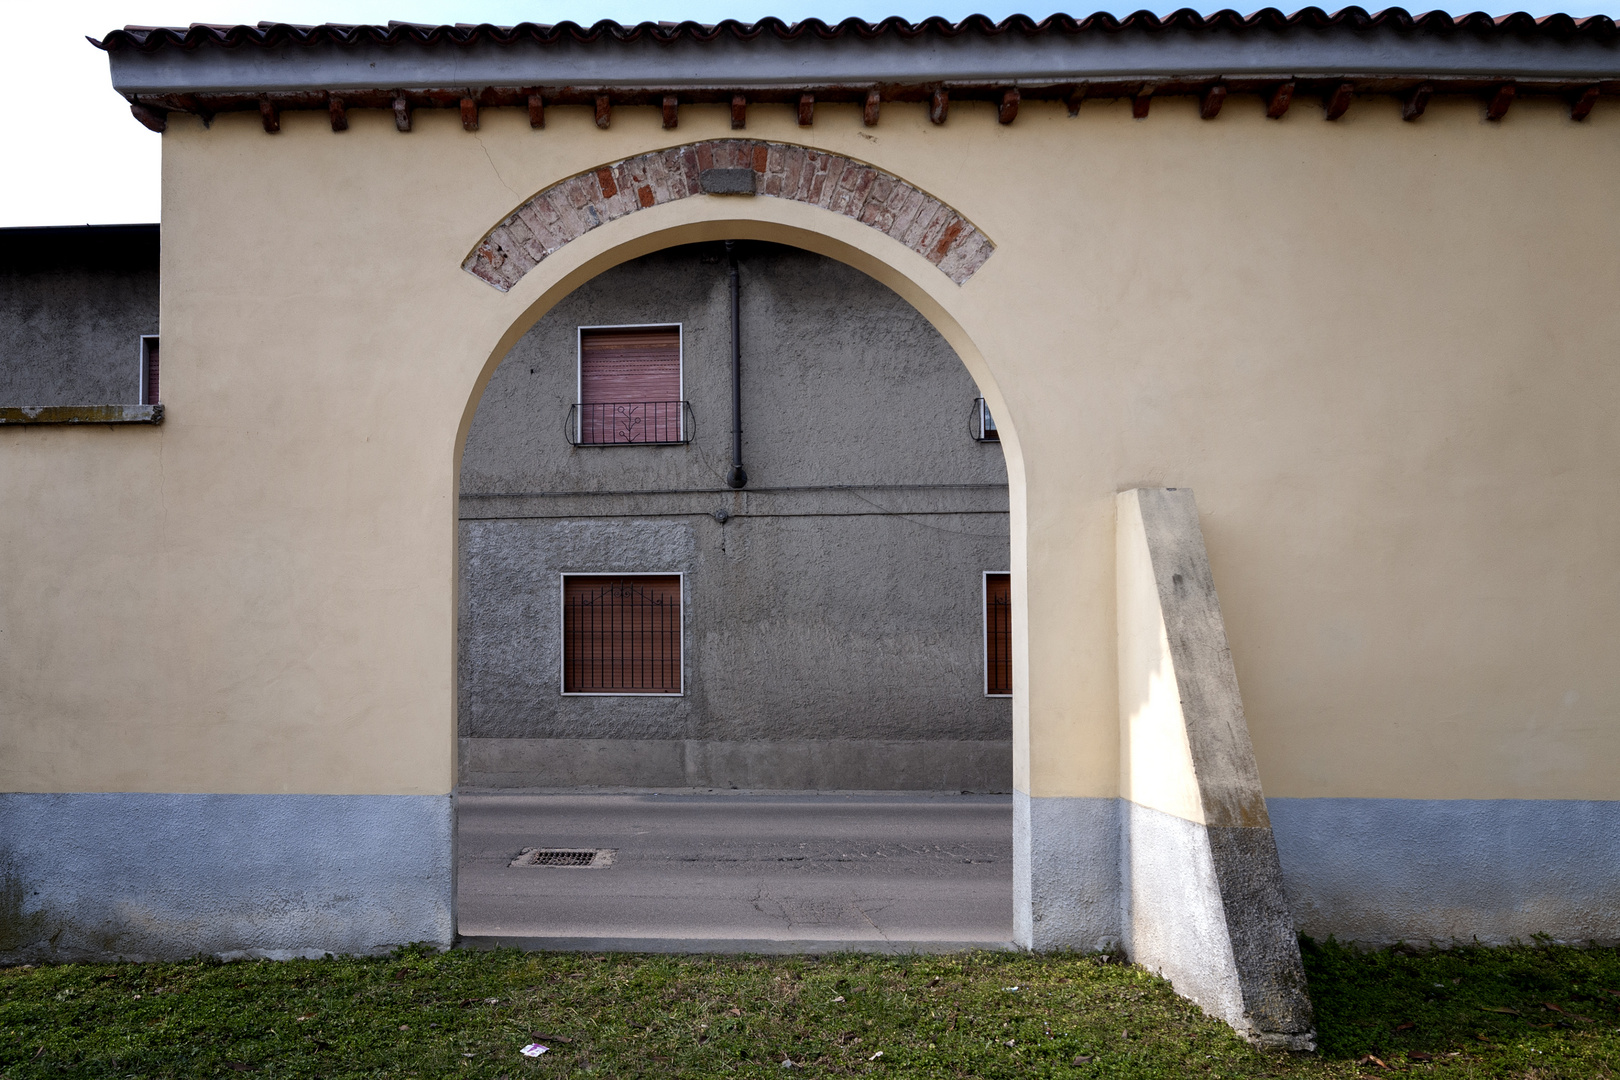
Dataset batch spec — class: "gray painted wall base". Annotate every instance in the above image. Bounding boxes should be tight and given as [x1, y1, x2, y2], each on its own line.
[0, 794, 453, 962]
[1270, 797, 1620, 947]
[1123, 801, 1315, 1048]
[461, 738, 1012, 792]
[1012, 792, 1121, 952]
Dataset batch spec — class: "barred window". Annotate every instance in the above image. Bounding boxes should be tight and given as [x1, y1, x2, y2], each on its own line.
[985, 572, 1012, 697]
[576, 325, 683, 444]
[562, 574, 683, 695]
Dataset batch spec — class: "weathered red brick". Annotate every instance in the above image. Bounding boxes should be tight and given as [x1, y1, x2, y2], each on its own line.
[595, 167, 617, 199]
[657, 149, 688, 201]
[885, 187, 926, 240]
[930, 220, 964, 263]
[761, 143, 787, 196]
[802, 153, 831, 204]
[907, 203, 950, 252]
[827, 162, 873, 217]
[858, 176, 895, 229]
[466, 257, 508, 289]
[816, 156, 848, 209]
[502, 216, 546, 264]
[676, 145, 702, 193]
[542, 191, 586, 242]
[781, 145, 808, 200]
[938, 228, 995, 283]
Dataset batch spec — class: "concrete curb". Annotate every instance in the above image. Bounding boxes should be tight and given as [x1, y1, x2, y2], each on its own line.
[457, 936, 1019, 954]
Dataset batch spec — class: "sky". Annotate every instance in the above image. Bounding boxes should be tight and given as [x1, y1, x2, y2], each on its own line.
[2, 0, 1612, 228]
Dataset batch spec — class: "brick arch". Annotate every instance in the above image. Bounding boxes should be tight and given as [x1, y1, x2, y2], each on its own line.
[463, 140, 995, 292]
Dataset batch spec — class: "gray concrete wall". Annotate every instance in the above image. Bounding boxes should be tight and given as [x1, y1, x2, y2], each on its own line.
[459, 243, 1010, 790]
[0, 793, 453, 962]
[0, 225, 158, 405]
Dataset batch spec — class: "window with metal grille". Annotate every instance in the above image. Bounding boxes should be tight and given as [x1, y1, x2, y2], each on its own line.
[985, 572, 1012, 696]
[575, 325, 684, 445]
[562, 574, 683, 695]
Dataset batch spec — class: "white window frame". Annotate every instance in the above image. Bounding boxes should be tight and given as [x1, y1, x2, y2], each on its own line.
[138, 335, 159, 406]
[575, 323, 684, 444]
[559, 571, 686, 697]
[983, 570, 1012, 698]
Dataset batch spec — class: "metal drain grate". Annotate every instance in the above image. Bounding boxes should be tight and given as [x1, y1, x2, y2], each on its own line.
[509, 848, 616, 869]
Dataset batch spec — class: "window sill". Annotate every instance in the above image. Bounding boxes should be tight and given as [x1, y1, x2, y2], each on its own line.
[0, 404, 164, 425]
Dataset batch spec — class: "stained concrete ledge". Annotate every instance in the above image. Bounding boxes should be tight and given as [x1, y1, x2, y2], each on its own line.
[460, 738, 1013, 792]
[0, 404, 162, 424]
[0, 793, 452, 962]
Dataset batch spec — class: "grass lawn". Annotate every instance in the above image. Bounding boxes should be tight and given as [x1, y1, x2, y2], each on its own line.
[3, 939, 1618, 1078]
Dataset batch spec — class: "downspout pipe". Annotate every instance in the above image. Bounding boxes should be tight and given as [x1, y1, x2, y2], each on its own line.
[724, 240, 748, 489]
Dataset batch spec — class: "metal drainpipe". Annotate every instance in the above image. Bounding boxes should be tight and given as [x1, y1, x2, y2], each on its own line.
[724, 240, 748, 489]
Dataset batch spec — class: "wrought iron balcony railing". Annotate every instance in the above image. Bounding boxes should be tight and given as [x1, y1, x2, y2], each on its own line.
[566, 400, 693, 446]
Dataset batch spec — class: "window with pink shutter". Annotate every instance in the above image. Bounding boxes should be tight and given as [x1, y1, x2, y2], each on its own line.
[576, 325, 683, 444]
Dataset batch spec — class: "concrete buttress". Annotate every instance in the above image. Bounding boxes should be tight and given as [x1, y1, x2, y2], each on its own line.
[1117, 487, 1315, 1049]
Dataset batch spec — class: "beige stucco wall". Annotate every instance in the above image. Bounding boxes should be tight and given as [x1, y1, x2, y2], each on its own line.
[2, 92, 1616, 801]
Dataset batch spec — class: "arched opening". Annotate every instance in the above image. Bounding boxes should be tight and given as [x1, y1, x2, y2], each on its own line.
[453, 234, 1016, 948]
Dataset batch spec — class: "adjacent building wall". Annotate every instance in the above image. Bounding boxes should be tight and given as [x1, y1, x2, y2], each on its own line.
[0, 225, 157, 405]
[458, 243, 1011, 790]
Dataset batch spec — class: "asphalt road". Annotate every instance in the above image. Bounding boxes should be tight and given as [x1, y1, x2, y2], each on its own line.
[455, 792, 1014, 953]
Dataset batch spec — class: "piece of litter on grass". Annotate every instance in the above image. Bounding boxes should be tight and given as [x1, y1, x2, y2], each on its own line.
[781, 1058, 794, 1068]
[463, 1053, 475, 1058]
[1005, 1039, 1016, 1046]
[485, 997, 501, 1004]
[869, 1050, 883, 1060]
[832, 995, 845, 1002]
[521, 1043, 548, 1057]
[1072, 1055, 1093, 1065]
[1004, 986, 1019, 992]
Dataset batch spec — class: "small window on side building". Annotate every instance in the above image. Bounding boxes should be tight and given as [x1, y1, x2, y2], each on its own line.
[140, 336, 159, 405]
[970, 397, 998, 442]
[985, 572, 1012, 696]
[576, 325, 683, 444]
[562, 574, 683, 695]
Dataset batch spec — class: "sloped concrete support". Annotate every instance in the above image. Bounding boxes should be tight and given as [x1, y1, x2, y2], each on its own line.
[1117, 488, 1314, 1049]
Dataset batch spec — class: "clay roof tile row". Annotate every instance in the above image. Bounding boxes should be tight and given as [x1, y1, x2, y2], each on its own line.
[91, 8, 1620, 53]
